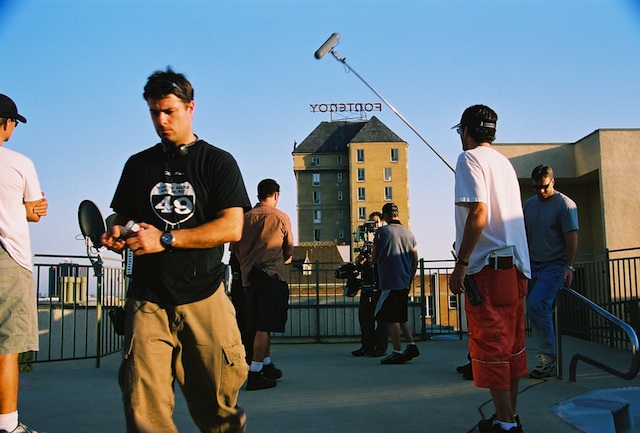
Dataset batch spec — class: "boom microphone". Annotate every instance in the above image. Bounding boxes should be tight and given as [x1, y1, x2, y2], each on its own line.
[314, 33, 340, 59]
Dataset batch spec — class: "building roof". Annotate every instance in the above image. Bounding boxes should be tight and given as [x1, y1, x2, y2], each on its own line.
[292, 116, 404, 154]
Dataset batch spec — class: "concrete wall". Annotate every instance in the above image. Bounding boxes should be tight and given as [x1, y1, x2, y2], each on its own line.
[494, 129, 640, 254]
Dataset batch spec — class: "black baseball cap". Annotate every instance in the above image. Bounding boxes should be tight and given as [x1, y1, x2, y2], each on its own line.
[382, 202, 399, 215]
[452, 104, 495, 130]
[0, 94, 27, 123]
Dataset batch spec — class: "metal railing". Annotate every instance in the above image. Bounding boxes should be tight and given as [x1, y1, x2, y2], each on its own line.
[277, 259, 461, 342]
[28, 253, 125, 367]
[24, 247, 640, 374]
[556, 287, 640, 382]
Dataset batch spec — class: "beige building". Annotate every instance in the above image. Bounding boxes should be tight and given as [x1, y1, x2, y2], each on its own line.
[494, 128, 640, 256]
[292, 116, 410, 260]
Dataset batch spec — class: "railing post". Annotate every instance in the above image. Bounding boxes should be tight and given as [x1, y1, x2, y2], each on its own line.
[419, 258, 427, 340]
[555, 291, 563, 380]
[315, 260, 321, 343]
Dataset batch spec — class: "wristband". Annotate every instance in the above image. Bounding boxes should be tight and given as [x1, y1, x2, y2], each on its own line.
[457, 259, 469, 267]
[565, 265, 576, 271]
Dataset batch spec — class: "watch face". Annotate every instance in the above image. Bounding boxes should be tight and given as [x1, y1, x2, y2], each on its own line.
[161, 232, 173, 248]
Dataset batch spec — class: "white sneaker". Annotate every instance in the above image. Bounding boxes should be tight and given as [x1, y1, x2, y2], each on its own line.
[1, 423, 46, 433]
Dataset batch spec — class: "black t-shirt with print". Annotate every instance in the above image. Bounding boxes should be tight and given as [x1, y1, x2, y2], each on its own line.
[111, 140, 251, 305]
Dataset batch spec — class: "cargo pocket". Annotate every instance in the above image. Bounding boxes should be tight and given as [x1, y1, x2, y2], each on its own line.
[221, 342, 248, 393]
[487, 267, 519, 306]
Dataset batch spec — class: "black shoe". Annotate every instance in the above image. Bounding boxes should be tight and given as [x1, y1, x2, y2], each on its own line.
[367, 350, 386, 357]
[403, 344, 420, 361]
[262, 363, 282, 380]
[351, 347, 367, 357]
[478, 414, 522, 433]
[456, 361, 472, 374]
[246, 371, 276, 391]
[381, 352, 405, 364]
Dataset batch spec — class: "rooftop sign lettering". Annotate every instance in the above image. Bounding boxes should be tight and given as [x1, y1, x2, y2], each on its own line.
[310, 103, 383, 113]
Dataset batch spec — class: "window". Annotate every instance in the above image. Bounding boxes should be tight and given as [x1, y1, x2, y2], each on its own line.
[357, 187, 366, 201]
[357, 168, 365, 182]
[312, 156, 320, 166]
[356, 149, 364, 163]
[384, 187, 393, 200]
[390, 148, 399, 162]
[337, 191, 343, 201]
[337, 155, 343, 164]
[338, 209, 344, 220]
[337, 173, 343, 183]
[312, 173, 320, 186]
[313, 210, 322, 223]
[358, 207, 366, 220]
[313, 191, 321, 204]
[384, 167, 392, 182]
[314, 229, 322, 241]
[338, 228, 345, 239]
[448, 295, 458, 310]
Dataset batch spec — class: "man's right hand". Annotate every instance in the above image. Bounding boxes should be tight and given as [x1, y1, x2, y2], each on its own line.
[101, 225, 128, 253]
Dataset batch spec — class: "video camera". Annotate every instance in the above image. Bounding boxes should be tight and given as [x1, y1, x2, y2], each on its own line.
[335, 220, 379, 296]
[353, 220, 377, 257]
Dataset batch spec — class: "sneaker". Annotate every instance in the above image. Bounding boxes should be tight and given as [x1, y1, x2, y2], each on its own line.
[1, 423, 46, 433]
[262, 363, 282, 380]
[478, 414, 522, 433]
[491, 424, 522, 433]
[246, 371, 276, 391]
[380, 352, 405, 364]
[528, 353, 556, 378]
[351, 347, 367, 357]
[403, 344, 420, 361]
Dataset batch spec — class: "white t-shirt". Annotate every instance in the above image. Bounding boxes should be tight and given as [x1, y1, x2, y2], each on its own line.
[454, 145, 531, 278]
[0, 146, 42, 270]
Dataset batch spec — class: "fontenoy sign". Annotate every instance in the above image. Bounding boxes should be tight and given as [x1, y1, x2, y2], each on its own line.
[310, 103, 382, 113]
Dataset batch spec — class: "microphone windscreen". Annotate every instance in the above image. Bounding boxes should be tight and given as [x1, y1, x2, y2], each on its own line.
[314, 33, 339, 59]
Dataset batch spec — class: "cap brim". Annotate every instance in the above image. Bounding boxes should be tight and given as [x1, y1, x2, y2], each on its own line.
[451, 123, 462, 129]
[16, 114, 27, 123]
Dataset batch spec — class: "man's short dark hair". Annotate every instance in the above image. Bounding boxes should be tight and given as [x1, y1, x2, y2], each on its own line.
[459, 104, 498, 143]
[531, 165, 554, 181]
[369, 211, 382, 220]
[258, 179, 280, 200]
[143, 67, 194, 103]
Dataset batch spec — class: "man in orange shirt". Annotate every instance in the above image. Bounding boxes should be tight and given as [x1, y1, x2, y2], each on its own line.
[233, 179, 294, 390]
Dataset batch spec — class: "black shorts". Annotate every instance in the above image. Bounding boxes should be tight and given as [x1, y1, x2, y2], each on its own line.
[245, 268, 289, 333]
[374, 289, 409, 323]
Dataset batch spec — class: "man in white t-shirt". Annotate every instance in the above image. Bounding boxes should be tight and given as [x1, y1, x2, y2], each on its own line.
[448, 105, 530, 433]
[0, 94, 48, 433]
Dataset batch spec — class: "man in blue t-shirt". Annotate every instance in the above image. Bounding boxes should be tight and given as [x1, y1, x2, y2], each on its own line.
[524, 164, 579, 378]
[373, 203, 419, 365]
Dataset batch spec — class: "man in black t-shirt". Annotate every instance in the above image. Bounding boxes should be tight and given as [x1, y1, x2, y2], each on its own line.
[101, 68, 251, 433]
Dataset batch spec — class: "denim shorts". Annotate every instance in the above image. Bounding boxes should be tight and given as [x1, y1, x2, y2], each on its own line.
[0, 246, 39, 354]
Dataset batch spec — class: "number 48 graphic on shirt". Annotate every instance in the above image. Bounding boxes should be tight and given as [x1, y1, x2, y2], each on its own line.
[151, 181, 196, 224]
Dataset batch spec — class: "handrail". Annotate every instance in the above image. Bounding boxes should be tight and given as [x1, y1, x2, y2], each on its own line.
[557, 286, 640, 382]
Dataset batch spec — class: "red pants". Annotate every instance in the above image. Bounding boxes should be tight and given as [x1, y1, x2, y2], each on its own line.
[465, 266, 528, 391]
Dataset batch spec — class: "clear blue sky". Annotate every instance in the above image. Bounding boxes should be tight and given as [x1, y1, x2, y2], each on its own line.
[1, 0, 639, 262]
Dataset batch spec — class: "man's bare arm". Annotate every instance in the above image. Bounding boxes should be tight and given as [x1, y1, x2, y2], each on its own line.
[25, 197, 47, 222]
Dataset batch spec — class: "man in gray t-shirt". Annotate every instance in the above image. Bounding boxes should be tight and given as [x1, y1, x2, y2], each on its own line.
[524, 165, 579, 379]
[372, 203, 419, 365]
